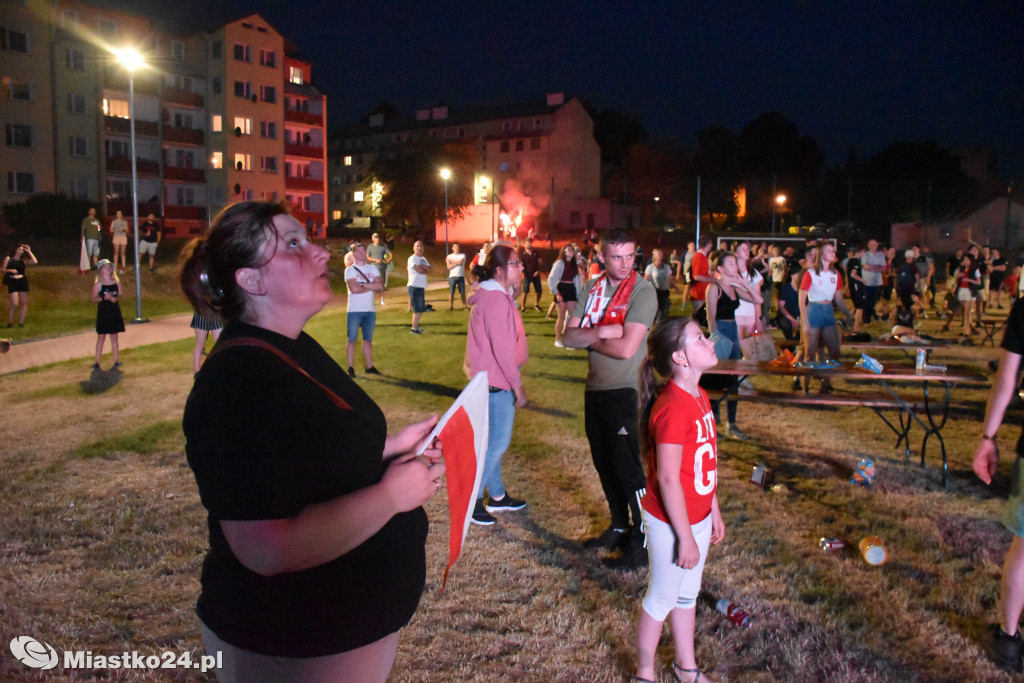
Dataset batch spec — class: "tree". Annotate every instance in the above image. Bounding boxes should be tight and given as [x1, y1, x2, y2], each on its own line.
[857, 141, 981, 230]
[367, 140, 477, 235]
[692, 126, 742, 221]
[589, 107, 648, 167]
[605, 142, 691, 228]
[2, 193, 94, 241]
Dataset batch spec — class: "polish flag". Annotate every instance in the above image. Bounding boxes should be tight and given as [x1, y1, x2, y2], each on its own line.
[420, 372, 489, 592]
[79, 238, 90, 274]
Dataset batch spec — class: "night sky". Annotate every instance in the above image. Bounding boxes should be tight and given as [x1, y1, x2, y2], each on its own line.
[125, 0, 1024, 176]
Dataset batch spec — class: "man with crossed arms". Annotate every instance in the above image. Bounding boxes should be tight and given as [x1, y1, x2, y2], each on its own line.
[564, 229, 658, 570]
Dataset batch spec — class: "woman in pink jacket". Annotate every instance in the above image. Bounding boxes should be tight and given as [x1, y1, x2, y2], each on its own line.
[465, 244, 530, 526]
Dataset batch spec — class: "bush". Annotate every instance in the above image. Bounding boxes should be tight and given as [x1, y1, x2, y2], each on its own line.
[2, 193, 96, 242]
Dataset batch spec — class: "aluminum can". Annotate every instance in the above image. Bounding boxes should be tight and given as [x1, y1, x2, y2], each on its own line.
[916, 348, 927, 370]
[819, 537, 847, 551]
[715, 598, 751, 628]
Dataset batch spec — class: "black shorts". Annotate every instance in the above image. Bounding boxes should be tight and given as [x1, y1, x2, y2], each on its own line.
[557, 282, 577, 303]
[523, 274, 542, 293]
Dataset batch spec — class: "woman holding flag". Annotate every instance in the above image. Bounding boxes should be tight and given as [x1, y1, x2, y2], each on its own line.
[180, 200, 445, 682]
[465, 243, 530, 526]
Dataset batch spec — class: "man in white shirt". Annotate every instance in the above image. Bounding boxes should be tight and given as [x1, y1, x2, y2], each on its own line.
[861, 239, 887, 323]
[407, 240, 432, 333]
[446, 243, 468, 310]
[344, 243, 383, 376]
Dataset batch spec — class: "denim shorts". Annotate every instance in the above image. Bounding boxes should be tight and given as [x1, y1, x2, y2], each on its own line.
[346, 311, 376, 342]
[408, 286, 426, 313]
[806, 302, 836, 330]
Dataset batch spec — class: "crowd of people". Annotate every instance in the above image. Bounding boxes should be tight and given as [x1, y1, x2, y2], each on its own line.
[18, 197, 1007, 680]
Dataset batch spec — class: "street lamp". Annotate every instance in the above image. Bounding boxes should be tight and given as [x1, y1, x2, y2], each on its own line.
[440, 168, 451, 255]
[772, 193, 787, 240]
[115, 47, 148, 323]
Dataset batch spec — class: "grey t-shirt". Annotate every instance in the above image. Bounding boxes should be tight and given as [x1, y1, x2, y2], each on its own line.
[572, 276, 658, 391]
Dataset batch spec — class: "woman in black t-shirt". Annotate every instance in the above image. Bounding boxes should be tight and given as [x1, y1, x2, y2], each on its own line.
[180, 201, 446, 682]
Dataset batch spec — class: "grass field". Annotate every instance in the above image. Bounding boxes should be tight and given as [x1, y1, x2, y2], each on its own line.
[0, 246, 1019, 681]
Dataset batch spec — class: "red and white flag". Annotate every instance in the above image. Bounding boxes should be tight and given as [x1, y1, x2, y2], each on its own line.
[79, 237, 90, 274]
[419, 371, 489, 592]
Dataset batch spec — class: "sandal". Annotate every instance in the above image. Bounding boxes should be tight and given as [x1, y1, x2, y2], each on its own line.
[672, 661, 706, 682]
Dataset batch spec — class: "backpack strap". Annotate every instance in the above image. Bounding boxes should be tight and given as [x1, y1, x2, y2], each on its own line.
[207, 337, 352, 411]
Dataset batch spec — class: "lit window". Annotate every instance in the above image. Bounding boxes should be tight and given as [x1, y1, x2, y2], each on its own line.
[353, 191, 364, 202]
[233, 117, 252, 135]
[331, 210, 341, 221]
[288, 66, 302, 84]
[211, 115, 222, 132]
[103, 98, 130, 118]
[234, 153, 252, 171]
[343, 156, 352, 166]
[210, 152, 223, 169]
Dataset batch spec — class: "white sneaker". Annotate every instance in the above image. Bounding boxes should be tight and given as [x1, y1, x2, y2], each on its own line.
[554, 340, 566, 348]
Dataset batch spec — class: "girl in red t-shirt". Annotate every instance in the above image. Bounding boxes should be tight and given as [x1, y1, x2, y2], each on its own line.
[633, 317, 725, 683]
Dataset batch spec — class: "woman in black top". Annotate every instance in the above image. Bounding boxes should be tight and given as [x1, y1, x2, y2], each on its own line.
[4, 243, 36, 327]
[703, 249, 761, 441]
[180, 201, 446, 682]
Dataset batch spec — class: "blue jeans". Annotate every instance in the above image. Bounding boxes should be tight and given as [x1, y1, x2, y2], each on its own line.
[480, 389, 515, 500]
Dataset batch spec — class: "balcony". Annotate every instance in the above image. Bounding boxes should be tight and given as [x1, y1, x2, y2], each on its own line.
[164, 205, 207, 220]
[290, 207, 325, 227]
[285, 176, 324, 191]
[106, 155, 160, 176]
[284, 109, 323, 126]
[285, 143, 323, 159]
[104, 115, 159, 137]
[163, 87, 205, 108]
[163, 166, 206, 182]
[163, 126, 205, 146]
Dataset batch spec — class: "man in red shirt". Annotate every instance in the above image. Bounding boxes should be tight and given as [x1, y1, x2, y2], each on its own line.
[688, 235, 714, 317]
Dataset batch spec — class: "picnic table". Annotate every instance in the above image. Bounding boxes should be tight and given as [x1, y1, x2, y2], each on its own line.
[703, 359, 987, 487]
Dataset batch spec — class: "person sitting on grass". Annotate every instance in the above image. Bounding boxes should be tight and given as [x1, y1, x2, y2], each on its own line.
[633, 317, 725, 683]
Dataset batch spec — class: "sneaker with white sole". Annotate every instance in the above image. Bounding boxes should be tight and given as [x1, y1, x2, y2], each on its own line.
[484, 494, 526, 513]
[471, 499, 496, 526]
[554, 340, 566, 348]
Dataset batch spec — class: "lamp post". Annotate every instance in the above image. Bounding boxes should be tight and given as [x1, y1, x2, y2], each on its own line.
[440, 168, 451, 256]
[116, 48, 148, 323]
[772, 193, 786, 241]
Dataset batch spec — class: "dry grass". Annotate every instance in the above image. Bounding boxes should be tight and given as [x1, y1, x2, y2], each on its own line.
[0, 287, 1019, 682]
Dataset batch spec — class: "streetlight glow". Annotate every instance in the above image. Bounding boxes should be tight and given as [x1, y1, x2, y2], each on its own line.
[776, 194, 787, 206]
[440, 168, 451, 256]
[113, 46, 148, 323]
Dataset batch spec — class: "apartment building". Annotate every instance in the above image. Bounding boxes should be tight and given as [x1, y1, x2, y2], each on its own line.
[0, 2, 326, 238]
[2, 0, 56, 205]
[328, 93, 606, 236]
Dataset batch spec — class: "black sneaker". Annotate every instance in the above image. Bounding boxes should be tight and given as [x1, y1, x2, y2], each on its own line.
[988, 624, 1023, 673]
[411, 327, 424, 334]
[602, 530, 648, 571]
[365, 366, 381, 375]
[471, 499, 496, 526]
[582, 526, 628, 550]
[485, 494, 526, 513]
[348, 366, 356, 377]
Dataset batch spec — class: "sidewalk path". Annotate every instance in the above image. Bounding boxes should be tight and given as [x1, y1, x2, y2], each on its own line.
[0, 313, 195, 375]
[0, 280, 454, 375]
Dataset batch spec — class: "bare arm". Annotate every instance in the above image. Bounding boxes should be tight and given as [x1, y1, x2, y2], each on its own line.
[587, 320, 650, 359]
[562, 315, 625, 351]
[973, 349, 1023, 484]
[655, 443, 700, 568]
[346, 276, 382, 294]
[705, 283, 719, 334]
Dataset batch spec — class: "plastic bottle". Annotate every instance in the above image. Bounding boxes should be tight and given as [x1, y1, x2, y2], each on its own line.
[715, 598, 751, 628]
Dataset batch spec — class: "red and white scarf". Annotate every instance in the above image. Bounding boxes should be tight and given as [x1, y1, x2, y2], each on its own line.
[580, 271, 637, 328]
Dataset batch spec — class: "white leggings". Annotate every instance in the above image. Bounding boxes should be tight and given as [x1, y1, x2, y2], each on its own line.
[640, 509, 712, 621]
